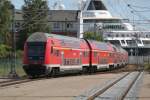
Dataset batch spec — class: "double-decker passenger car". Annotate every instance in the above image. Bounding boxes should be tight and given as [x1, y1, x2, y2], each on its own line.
[23, 32, 128, 77]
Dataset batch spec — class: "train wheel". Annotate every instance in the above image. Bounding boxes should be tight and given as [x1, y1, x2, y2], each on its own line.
[109, 65, 114, 70]
[82, 66, 89, 74]
[90, 66, 97, 73]
[93, 66, 97, 73]
[51, 67, 60, 77]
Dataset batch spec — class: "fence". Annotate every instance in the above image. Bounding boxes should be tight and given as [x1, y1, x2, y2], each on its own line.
[128, 56, 150, 65]
[0, 58, 25, 78]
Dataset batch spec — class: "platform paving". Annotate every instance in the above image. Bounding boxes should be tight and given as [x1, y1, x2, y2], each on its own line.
[139, 72, 150, 100]
[0, 73, 123, 100]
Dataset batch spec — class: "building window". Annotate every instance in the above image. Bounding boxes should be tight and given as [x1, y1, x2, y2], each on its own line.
[53, 22, 60, 29]
[67, 23, 73, 28]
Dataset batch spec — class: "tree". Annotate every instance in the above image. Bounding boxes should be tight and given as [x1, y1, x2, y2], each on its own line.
[0, 0, 12, 46]
[17, 0, 51, 49]
[22, 0, 51, 36]
[83, 32, 103, 41]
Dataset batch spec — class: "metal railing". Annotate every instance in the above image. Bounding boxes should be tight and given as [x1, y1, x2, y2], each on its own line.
[128, 56, 150, 65]
[0, 58, 24, 78]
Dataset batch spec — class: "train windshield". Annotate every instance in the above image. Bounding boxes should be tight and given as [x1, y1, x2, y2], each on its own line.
[27, 42, 46, 61]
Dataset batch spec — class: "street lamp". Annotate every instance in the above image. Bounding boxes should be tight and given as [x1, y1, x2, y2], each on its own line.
[8, 2, 18, 78]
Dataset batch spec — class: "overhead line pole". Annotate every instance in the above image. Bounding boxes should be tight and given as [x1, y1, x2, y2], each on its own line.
[8, 4, 18, 78]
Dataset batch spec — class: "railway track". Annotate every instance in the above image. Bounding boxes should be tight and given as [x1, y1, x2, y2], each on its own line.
[76, 71, 143, 100]
[0, 77, 50, 87]
[0, 79, 33, 87]
[0, 65, 140, 88]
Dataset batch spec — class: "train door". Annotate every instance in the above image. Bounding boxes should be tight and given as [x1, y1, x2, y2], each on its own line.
[79, 52, 82, 65]
[61, 51, 64, 66]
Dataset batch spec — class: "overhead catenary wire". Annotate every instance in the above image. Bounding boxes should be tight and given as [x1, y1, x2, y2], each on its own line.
[123, 0, 150, 30]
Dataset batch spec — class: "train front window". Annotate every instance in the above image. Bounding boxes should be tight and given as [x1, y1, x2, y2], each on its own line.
[27, 42, 46, 61]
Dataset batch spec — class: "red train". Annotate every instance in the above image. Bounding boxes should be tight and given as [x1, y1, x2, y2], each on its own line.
[23, 32, 128, 77]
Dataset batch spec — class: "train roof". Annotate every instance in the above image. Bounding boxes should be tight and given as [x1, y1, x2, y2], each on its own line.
[27, 32, 87, 49]
[113, 45, 127, 54]
[27, 32, 83, 42]
[87, 40, 114, 51]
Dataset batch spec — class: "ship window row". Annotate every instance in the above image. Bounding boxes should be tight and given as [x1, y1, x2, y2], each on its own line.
[53, 22, 74, 29]
[143, 41, 150, 44]
[103, 25, 125, 30]
[107, 34, 150, 38]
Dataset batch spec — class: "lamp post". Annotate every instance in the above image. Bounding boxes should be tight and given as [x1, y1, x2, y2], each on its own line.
[8, 3, 18, 78]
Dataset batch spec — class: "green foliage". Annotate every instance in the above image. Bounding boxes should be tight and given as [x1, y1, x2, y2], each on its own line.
[0, 44, 22, 58]
[22, 0, 51, 35]
[16, 30, 28, 50]
[0, 0, 12, 45]
[0, 44, 11, 58]
[16, 50, 23, 58]
[17, 0, 51, 50]
[83, 32, 103, 41]
[144, 63, 150, 72]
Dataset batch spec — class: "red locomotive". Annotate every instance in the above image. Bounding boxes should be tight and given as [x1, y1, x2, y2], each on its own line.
[23, 32, 128, 77]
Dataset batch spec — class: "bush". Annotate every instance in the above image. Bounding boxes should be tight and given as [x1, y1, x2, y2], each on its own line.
[0, 44, 11, 58]
[16, 50, 23, 58]
[84, 32, 103, 41]
[0, 44, 23, 58]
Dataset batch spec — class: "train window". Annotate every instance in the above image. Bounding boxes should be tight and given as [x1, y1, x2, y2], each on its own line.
[94, 52, 97, 57]
[51, 40, 54, 45]
[109, 53, 113, 57]
[51, 47, 53, 54]
[83, 51, 88, 57]
[83, 52, 85, 57]
[55, 50, 60, 56]
[52, 48, 60, 56]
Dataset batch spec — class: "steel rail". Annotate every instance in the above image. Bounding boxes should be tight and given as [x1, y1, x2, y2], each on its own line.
[0, 79, 32, 87]
[119, 71, 142, 100]
[87, 72, 131, 100]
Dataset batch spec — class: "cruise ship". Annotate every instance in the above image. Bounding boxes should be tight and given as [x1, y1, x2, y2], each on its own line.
[77, 0, 150, 56]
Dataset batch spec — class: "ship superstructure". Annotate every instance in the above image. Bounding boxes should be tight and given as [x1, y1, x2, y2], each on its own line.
[77, 0, 150, 56]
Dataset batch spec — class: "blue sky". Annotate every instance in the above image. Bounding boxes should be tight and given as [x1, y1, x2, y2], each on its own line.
[11, 0, 150, 30]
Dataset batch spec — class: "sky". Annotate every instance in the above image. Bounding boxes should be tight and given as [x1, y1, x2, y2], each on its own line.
[11, 0, 150, 30]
